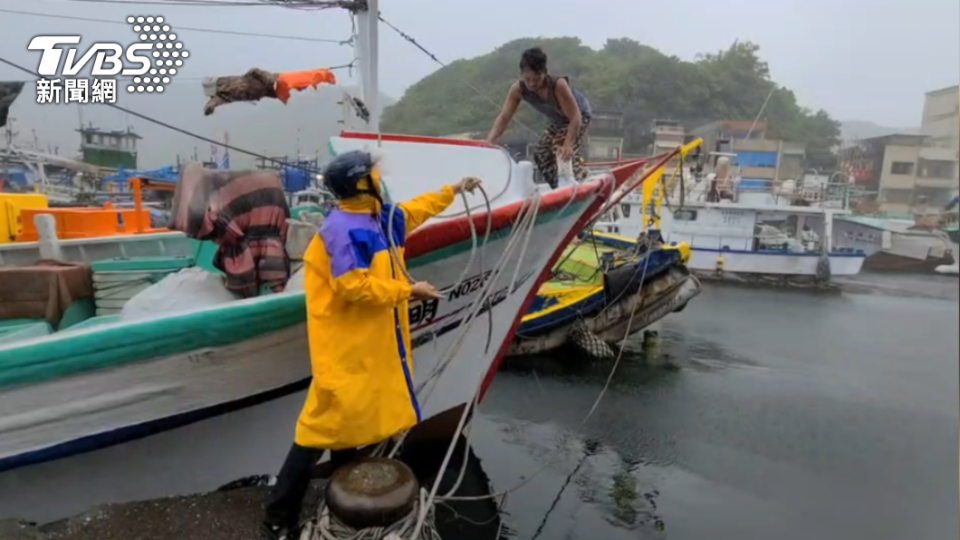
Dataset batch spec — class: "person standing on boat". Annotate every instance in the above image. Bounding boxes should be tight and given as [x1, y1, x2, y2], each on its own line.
[261, 150, 481, 540]
[485, 47, 593, 189]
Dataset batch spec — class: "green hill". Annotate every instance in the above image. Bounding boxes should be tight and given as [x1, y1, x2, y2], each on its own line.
[382, 38, 841, 169]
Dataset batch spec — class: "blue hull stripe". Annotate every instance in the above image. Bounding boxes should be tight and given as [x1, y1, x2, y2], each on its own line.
[691, 247, 865, 258]
[0, 378, 312, 473]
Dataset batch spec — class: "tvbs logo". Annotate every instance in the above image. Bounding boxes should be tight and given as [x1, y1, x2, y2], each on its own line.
[28, 16, 189, 94]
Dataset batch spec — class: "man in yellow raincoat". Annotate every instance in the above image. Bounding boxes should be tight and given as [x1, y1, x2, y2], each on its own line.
[262, 150, 481, 539]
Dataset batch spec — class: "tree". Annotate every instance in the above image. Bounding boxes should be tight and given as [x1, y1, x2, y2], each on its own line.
[381, 38, 841, 168]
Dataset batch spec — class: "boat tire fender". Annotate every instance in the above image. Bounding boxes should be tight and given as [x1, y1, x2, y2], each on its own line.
[603, 265, 643, 304]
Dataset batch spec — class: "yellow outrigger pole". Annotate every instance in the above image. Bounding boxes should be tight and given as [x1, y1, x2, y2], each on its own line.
[640, 138, 703, 231]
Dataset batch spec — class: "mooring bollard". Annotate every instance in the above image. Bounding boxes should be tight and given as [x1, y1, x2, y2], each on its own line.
[642, 329, 661, 365]
[325, 457, 420, 529]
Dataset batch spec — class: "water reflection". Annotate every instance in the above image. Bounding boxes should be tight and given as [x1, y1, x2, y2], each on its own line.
[484, 337, 685, 538]
[479, 284, 959, 540]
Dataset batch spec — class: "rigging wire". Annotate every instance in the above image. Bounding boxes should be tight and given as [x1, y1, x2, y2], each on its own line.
[0, 54, 354, 174]
[0, 7, 352, 43]
[377, 14, 540, 139]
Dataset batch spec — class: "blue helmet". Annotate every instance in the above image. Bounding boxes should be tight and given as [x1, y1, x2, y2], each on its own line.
[322, 150, 376, 200]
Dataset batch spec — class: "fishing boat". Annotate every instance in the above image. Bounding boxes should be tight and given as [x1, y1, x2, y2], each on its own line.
[509, 150, 703, 359]
[0, 3, 656, 519]
[595, 152, 867, 286]
[832, 215, 955, 272]
[833, 195, 957, 273]
[0, 148, 644, 522]
[508, 230, 701, 358]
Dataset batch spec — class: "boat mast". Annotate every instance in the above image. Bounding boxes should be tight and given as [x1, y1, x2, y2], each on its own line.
[354, 0, 381, 133]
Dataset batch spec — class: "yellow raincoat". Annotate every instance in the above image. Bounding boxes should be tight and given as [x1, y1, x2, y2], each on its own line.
[295, 181, 456, 450]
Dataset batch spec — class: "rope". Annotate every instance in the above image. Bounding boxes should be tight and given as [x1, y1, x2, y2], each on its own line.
[446, 147, 704, 505]
[0, 55, 351, 176]
[358, 186, 546, 540]
[438, 231, 657, 505]
[306, 489, 442, 540]
[407, 190, 544, 539]
[384, 184, 492, 296]
[377, 15, 540, 139]
[309, 182, 615, 540]
[309, 185, 544, 540]
[0, 7, 352, 43]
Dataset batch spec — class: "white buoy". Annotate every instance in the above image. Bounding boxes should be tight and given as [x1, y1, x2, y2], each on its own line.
[35, 213, 63, 261]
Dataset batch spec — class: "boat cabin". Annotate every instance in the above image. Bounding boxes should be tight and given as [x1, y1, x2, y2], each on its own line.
[659, 203, 842, 255]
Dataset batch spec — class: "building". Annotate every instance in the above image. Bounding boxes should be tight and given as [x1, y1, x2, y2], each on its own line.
[689, 119, 805, 190]
[689, 119, 767, 157]
[650, 119, 685, 155]
[585, 110, 625, 161]
[840, 133, 957, 213]
[77, 126, 141, 170]
[920, 85, 959, 195]
[920, 85, 959, 152]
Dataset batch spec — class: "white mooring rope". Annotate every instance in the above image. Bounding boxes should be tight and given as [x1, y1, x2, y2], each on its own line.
[303, 490, 442, 540]
[309, 174, 641, 540]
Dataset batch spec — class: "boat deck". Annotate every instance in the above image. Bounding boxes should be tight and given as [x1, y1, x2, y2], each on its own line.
[539, 242, 620, 294]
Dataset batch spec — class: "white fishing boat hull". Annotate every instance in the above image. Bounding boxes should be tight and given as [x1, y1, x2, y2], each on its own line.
[833, 217, 956, 272]
[685, 248, 865, 276]
[0, 135, 616, 521]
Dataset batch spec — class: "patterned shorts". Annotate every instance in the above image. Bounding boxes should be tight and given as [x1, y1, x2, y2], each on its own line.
[533, 117, 591, 189]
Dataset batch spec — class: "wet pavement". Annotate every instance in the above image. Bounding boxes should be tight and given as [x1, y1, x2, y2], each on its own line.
[1, 273, 956, 540]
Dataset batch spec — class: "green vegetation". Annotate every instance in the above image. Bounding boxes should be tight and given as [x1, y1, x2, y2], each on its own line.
[382, 38, 841, 169]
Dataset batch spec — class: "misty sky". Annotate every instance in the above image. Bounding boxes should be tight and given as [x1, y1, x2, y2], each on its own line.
[1, 0, 958, 139]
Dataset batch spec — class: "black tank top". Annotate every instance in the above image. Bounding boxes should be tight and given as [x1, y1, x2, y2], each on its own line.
[518, 76, 592, 124]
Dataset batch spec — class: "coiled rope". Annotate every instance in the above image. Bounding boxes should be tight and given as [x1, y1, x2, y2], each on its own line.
[314, 176, 634, 540]
[385, 183, 493, 296]
[310, 183, 548, 540]
[305, 489, 442, 540]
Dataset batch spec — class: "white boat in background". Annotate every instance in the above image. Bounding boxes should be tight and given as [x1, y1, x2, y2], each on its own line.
[833, 215, 955, 273]
[595, 157, 866, 285]
[831, 196, 956, 273]
[0, 0, 648, 521]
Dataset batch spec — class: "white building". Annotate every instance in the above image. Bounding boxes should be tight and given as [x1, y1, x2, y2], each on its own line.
[920, 85, 959, 192]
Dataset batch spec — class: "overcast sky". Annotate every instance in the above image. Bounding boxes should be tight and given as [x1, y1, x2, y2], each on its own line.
[1, 0, 958, 131]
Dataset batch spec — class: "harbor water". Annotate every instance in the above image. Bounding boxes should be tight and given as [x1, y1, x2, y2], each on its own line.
[1, 275, 957, 540]
[479, 275, 958, 540]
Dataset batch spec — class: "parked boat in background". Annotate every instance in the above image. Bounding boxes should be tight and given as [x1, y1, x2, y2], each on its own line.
[834, 195, 957, 273]
[596, 155, 866, 286]
[833, 215, 954, 272]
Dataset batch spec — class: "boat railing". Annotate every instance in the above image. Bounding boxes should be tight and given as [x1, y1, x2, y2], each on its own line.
[678, 232, 862, 256]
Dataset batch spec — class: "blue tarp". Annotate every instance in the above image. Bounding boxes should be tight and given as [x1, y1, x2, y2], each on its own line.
[734, 150, 777, 168]
[0, 167, 31, 185]
[279, 160, 317, 192]
[739, 178, 771, 190]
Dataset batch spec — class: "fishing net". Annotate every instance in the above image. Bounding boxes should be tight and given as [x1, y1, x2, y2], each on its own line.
[568, 318, 615, 360]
